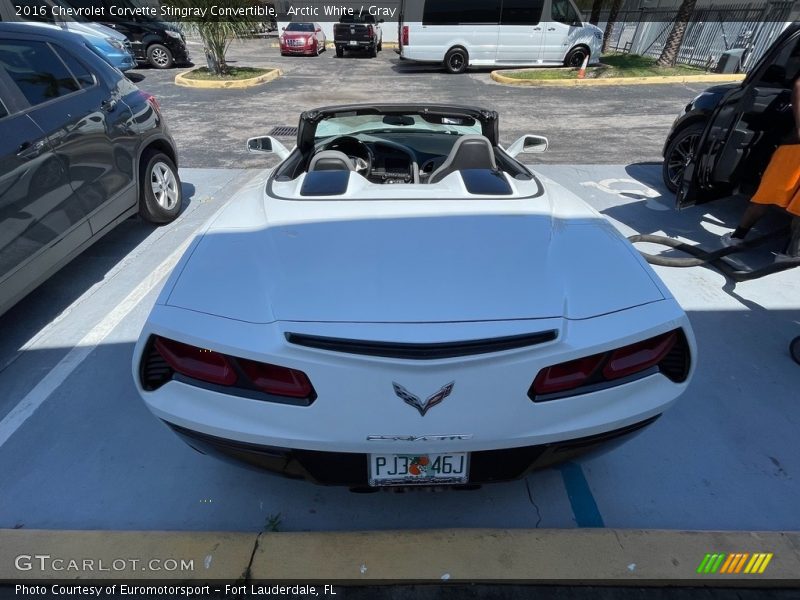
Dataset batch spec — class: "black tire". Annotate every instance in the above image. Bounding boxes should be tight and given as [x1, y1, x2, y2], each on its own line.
[369, 43, 377, 58]
[378, 40, 383, 52]
[147, 43, 174, 69]
[314, 41, 320, 56]
[444, 47, 468, 74]
[564, 46, 590, 68]
[336, 46, 344, 58]
[139, 150, 181, 224]
[662, 122, 705, 193]
[791, 336, 800, 366]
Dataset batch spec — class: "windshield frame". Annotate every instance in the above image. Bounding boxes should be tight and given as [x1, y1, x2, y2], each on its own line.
[298, 104, 499, 153]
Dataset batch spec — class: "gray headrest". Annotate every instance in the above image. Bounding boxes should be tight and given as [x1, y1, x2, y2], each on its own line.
[429, 135, 497, 184]
[309, 150, 355, 172]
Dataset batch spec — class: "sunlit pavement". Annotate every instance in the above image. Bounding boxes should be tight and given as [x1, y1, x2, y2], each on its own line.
[0, 163, 797, 533]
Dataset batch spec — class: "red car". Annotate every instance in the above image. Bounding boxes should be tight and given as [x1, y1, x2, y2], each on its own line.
[280, 22, 326, 56]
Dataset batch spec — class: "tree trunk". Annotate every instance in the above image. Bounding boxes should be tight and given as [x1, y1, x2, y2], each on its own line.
[601, 0, 624, 54]
[589, 0, 604, 25]
[205, 48, 220, 74]
[656, 0, 697, 68]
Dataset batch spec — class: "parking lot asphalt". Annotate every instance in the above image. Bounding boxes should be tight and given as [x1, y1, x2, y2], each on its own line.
[1, 158, 798, 533]
[126, 38, 718, 169]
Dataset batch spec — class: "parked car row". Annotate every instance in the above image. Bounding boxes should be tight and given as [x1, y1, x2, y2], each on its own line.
[3, 0, 190, 69]
[280, 0, 601, 74]
[0, 22, 181, 318]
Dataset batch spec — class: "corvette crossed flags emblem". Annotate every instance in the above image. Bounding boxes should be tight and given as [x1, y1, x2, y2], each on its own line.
[392, 381, 455, 416]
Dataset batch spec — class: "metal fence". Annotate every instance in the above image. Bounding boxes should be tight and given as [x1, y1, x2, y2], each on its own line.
[597, 1, 794, 71]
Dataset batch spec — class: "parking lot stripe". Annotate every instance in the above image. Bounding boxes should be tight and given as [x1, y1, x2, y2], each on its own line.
[0, 236, 194, 451]
[558, 462, 605, 528]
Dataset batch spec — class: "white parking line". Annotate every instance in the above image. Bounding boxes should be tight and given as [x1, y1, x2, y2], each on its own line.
[0, 237, 193, 450]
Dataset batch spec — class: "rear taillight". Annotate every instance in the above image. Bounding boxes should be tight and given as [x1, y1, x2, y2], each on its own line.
[602, 331, 677, 380]
[154, 337, 237, 386]
[530, 329, 689, 401]
[144, 336, 316, 404]
[531, 353, 605, 395]
[367, 25, 374, 37]
[142, 92, 161, 117]
[402, 25, 409, 46]
[239, 358, 314, 399]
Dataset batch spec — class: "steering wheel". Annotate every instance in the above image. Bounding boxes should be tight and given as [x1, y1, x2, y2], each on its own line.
[324, 136, 372, 177]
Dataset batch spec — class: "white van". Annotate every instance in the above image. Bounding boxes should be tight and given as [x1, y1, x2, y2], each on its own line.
[398, 0, 603, 73]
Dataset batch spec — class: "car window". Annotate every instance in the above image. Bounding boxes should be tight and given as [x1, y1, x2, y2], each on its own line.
[0, 40, 82, 107]
[423, 0, 502, 25]
[54, 46, 95, 88]
[287, 23, 314, 32]
[755, 36, 800, 87]
[551, 0, 580, 25]
[501, 0, 544, 25]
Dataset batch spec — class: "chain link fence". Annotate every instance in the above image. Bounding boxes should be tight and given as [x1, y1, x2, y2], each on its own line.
[597, 1, 794, 71]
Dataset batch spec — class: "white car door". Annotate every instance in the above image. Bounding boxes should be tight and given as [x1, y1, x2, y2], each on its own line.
[495, 0, 545, 64]
[541, 0, 583, 63]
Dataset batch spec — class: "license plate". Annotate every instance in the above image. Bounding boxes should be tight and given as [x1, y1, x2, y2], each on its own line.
[349, 40, 358, 46]
[369, 453, 469, 487]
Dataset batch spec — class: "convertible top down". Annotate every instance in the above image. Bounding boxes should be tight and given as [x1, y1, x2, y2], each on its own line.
[134, 104, 695, 488]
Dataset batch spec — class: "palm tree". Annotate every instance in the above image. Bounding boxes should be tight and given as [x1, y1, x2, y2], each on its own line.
[656, 0, 698, 67]
[164, 0, 262, 75]
[601, 0, 624, 54]
[589, 0, 604, 25]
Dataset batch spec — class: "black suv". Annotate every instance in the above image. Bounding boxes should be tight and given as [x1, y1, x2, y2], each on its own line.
[59, 0, 190, 68]
[663, 22, 800, 207]
[0, 23, 182, 317]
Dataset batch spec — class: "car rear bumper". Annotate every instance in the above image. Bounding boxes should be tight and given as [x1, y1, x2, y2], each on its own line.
[336, 40, 375, 48]
[164, 415, 660, 487]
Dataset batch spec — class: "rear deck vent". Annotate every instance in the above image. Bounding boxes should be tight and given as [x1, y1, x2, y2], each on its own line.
[140, 340, 173, 391]
[285, 331, 558, 360]
[658, 330, 691, 383]
[269, 126, 298, 137]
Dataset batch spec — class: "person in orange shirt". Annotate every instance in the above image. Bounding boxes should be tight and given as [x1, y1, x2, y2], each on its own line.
[722, 77, 800, 261]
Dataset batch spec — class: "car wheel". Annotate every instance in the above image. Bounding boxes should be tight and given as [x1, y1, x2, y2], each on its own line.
[378, 40, 382, 52]
[336, 46, 344, 58]
[369, 43, 377, 58]
[444, 47, 468, 74]
[662, 122, 705, 193]
[147, 44, 174, 69]
[139, 150, 181, 224]
[314, 41, 320, 56]
[564, 46, 589, 68]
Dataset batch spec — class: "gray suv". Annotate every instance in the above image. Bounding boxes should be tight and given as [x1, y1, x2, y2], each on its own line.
[0, 22, 181, 317]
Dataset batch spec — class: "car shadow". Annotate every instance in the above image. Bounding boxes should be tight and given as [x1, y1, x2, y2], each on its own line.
[125, 72, 146, 83]
[599, 162, 795, 300]
[0, 180, 196, 370]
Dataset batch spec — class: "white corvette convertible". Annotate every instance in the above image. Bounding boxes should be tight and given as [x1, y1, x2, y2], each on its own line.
[134, 104, 695, 488]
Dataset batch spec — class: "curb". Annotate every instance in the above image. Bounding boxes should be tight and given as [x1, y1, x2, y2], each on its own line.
[2, 528, 799, 583]
[490, 70, 747, 87]
[174, 68, 283, 89]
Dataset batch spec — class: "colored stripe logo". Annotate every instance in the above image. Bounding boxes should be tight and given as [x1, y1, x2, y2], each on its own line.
[697, 552, 773, 574]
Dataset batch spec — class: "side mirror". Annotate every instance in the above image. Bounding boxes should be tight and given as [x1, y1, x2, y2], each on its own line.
[247, 136, 291, 160]
[506, 135, 549, 158]
[281, 26, 286, 31]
